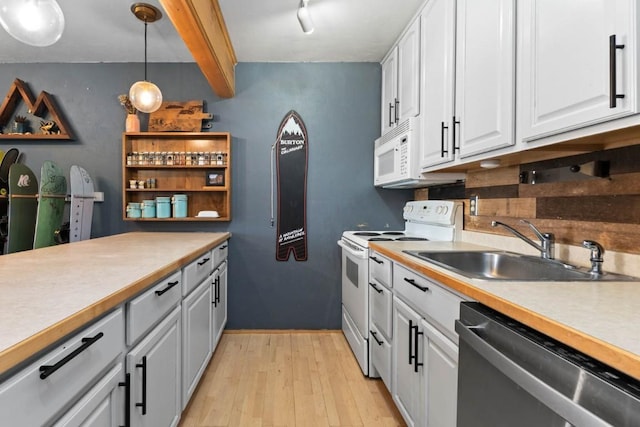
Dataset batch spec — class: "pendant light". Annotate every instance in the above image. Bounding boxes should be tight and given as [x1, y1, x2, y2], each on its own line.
[128, 3, 163, 114]
[297, 0, 314, 35]
[0, 0, 65, 47]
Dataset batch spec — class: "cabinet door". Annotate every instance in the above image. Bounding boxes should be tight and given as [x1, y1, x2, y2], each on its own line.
[518, 0, 637, 142]
[52, 364, 125, 427]
[128, 306, 181, 427]
[419, 0, 457, 168]
[182, 278, 212, 407]
[398, 17, 421, 122]
[422, 319, 458, 427]
[392, 296, 423, 427]
[381, 48, 399, 135]
[456, 0, 515, 158]
[212, 261, 228, 349]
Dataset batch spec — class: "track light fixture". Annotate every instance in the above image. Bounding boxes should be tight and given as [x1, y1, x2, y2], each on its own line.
[0, 0, 65, 47]
[128, 3, 163, 114]
[297, 0, 314, 35]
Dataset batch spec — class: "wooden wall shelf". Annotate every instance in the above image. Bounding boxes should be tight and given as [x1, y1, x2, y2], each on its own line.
[122, 132, 232, 221]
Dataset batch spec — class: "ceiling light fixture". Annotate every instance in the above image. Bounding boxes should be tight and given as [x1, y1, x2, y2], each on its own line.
[297, 0, 314, 35]
[128, 3, 163, 114]
[0, 0, 65, 47]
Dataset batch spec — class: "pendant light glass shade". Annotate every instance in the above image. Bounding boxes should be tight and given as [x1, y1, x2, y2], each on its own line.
[0, 0, 65, 47]
[129, 80, 163, 113]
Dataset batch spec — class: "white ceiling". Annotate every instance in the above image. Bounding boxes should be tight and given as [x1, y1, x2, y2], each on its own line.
[0, 0, 424, 64]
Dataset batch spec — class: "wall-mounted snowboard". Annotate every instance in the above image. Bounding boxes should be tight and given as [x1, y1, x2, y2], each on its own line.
[275, 110, 308, 261]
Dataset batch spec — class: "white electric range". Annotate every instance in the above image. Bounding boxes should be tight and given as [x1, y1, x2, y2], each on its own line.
[337, 200, 463, 376]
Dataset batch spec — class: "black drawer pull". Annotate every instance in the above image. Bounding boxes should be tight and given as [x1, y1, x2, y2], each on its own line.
[118, 373, 131, 427]
[39, 332, 104, 379]
[155, 280, 179, 296]
[404, 277, 429, 292]
[408, 320, 414, 365]
[369, 282, 383, 294]
[370, 330, 384, 346]
[369, 256, 383, 264]
[220, 244, 228, 250]
[135, 356, 147, 415]
[197, 257, 210, 266]
[213, 276, 220, 307]
[413, 326, 424, 373]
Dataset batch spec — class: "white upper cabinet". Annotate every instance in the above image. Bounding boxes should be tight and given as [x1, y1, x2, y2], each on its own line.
[455, 0, 516, 158]
[518, 0, 638, 142]
[418, 0, 457, 169]
[381, 18, 421, 135]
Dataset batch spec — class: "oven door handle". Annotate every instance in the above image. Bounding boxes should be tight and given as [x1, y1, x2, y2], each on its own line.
[337, 240, 369, 259]
[455, 320, 610, 427]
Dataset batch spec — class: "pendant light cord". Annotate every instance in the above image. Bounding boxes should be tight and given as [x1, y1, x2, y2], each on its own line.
[144, 20, 148, 81]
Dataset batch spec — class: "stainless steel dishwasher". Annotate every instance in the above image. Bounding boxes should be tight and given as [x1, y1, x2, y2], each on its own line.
[455, 302, 640, 427]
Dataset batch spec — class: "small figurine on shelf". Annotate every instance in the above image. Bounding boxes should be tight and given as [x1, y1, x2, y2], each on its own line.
[118, 94, 140, 132]
[12, 115, 27, 134]
[40, 120, 59, 135]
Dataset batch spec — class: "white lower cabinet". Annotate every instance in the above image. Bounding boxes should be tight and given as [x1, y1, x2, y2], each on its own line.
[127, 306, 182, 427]
[52, 363, 125, 427]
[422, 319, 458, 427]
[212, 260, 228, 347]
[182, 277, 213, 408]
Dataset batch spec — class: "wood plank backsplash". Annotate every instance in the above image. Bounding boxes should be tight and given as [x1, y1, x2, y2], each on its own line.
[416, 144, 640, 254]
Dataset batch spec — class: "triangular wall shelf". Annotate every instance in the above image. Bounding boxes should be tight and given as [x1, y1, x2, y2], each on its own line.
[0, 78, 73, 140]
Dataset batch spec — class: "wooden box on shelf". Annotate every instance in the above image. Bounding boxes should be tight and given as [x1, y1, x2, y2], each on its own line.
[122, 132, 231, 221]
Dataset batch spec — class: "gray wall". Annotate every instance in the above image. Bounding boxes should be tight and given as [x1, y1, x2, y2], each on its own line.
[0, 62, 412, 329]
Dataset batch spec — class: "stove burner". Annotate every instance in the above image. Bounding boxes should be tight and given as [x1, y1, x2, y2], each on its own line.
[396, 237, 429, 241]
[353, 232, 381, 236]
[382, 231, 405, 235]
[369, 237, 394, 241]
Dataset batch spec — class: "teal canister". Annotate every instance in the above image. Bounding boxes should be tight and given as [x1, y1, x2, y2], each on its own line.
[156, 196, 171, 218]
[172, 194, 188, 218]
[142, 199, 156, 218]
[126, 202, 141, 218]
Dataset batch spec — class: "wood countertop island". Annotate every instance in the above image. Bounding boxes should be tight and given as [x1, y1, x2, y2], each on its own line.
[0, 232, 230, 377]
[370, 240, 640, 382]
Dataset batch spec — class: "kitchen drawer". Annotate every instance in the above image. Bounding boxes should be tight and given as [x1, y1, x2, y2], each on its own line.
[0, 308, 124, 427]
[182, 251, 213, 296]
[394, 264, 464, 343]
[212, 240, 229, 269]
[127, 270, 181, 346]
[369, 279, 392, 340]
[369, 251, 392, 288]
[370, 323, 392, 392]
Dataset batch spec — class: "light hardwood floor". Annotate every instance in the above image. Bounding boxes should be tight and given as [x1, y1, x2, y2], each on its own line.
[180, 331, 406, 427]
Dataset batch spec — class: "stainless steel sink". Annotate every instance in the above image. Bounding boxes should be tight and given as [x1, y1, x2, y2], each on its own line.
[403, 250, 638, 281]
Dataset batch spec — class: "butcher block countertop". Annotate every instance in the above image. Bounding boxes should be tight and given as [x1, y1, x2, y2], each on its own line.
[0, 232, 230, 377]
[371, 240, 640, 382]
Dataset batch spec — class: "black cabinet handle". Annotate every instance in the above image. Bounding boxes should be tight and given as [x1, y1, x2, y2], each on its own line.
[440, 121, 449, 157]
[155, 280, 179, 296]
[609, 34, 626, 108]
[370, 330, 384, 346]
[369, 282, 383, 294]
[135, 356, 147, 415]
[394, 98, 400, 123]
[408, 320, 414, 365]
[404, 277, 429, 292]
[39, 332, 104, 379]
[369, 255, 383, 264]
[197, 257, 211, 266]
[452, 116, 460, 152]
[388, 102, 394, 127]
[213, 276, 220, 307]
[220, 244, 228, 250]
[413, 325, 424, 373]
[118, 373, 131, 427]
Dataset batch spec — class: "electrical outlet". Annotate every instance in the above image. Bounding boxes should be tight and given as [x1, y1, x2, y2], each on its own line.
[469, 195, 478, 216]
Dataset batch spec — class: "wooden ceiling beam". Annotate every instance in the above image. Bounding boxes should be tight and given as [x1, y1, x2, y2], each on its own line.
[160, 0, 237, 98]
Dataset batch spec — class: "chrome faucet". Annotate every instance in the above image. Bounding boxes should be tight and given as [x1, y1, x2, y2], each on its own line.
[582, 240, 604, 275]
[491, 219, 555, 259]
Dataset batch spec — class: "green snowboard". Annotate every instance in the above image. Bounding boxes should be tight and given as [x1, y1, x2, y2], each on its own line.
[34, 161, 67, 249]
[0, 149, 21, 254]
[7, 163, 38, 253]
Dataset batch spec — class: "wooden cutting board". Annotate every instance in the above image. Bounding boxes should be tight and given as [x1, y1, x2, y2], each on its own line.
[148, 100, 212, 132]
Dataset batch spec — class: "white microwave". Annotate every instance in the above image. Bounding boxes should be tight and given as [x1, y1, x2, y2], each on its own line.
[374, 117, 465, 189]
